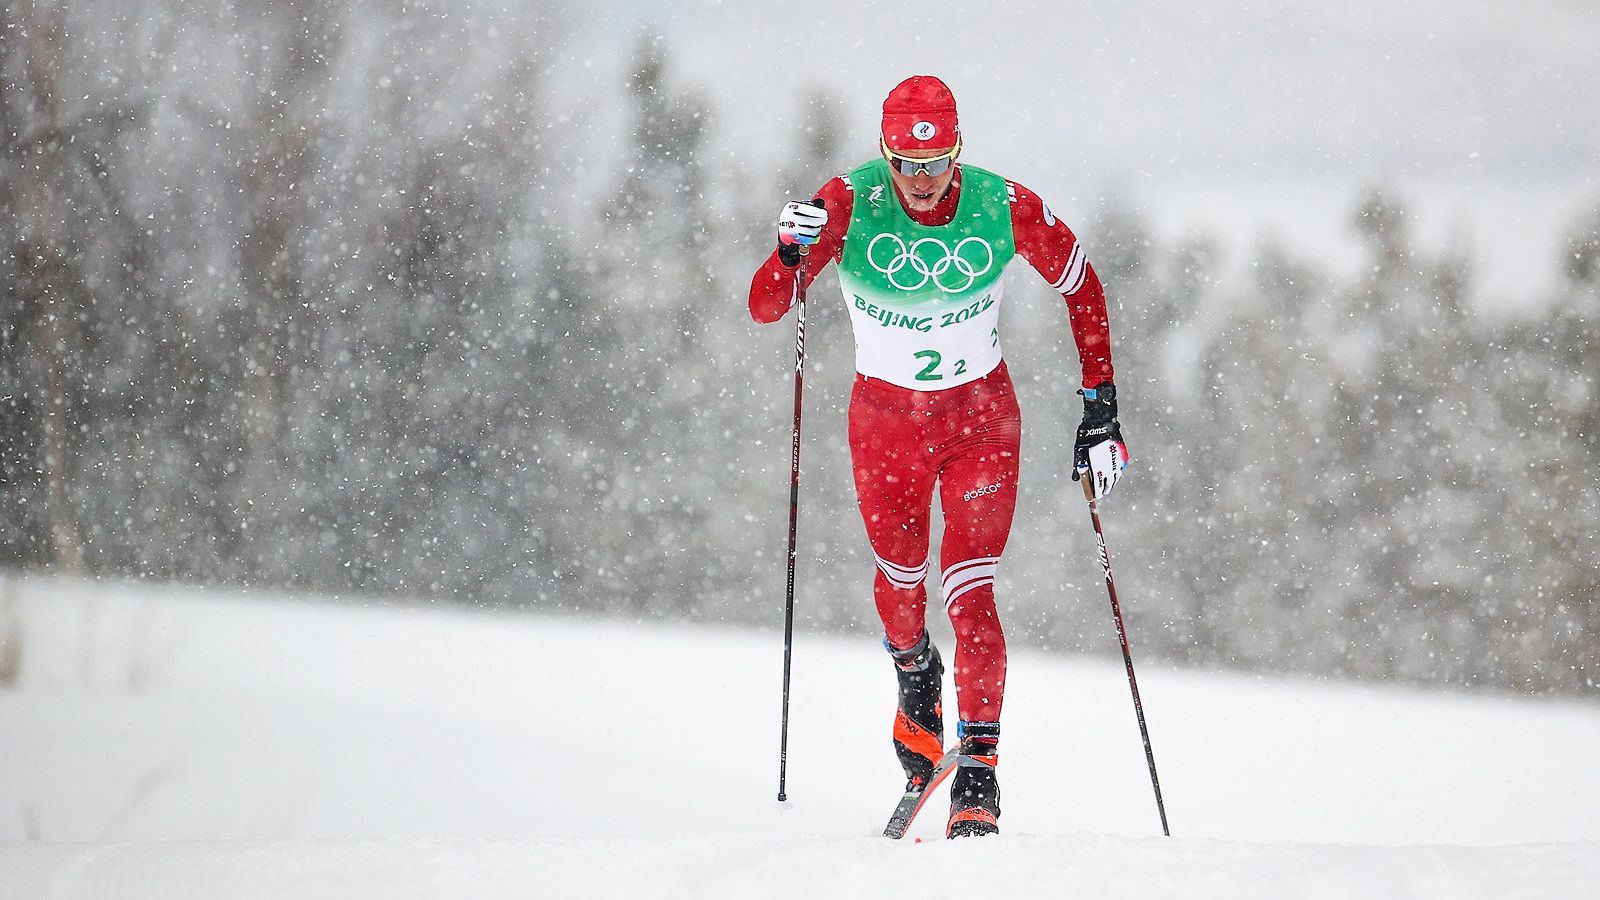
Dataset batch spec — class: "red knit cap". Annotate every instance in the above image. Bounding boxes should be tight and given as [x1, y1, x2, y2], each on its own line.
[881, 75, 960, 152]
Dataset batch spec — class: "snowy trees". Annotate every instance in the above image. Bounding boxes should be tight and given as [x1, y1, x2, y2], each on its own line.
[3, 0, 114, 567]
[0, 0, 1593, 693]
[1105, 187, 1599, 692]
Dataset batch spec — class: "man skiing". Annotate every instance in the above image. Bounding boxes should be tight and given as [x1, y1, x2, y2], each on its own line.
[749, 75, 1129, 838]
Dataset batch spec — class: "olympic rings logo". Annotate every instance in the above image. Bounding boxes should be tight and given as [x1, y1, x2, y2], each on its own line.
[866, 233, 995, 293]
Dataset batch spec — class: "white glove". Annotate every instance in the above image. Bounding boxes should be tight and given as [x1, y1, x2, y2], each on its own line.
[1077, 438, 1130, 500]
[1072, 383, 1129, 500]
[777, 200, 827, 249]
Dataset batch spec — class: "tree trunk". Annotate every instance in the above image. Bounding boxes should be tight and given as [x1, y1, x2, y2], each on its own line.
[9, 1, 84, 568]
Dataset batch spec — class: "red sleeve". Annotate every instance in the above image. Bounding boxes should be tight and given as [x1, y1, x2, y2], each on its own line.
[1009, 181, 1115, 389]
[747, 176, 856, 324]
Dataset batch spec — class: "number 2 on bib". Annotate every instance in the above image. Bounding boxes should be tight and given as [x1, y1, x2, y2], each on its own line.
[913, 350, 967, 382]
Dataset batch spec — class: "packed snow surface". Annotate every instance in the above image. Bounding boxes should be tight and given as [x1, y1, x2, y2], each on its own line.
[1, 578, 1597, 898]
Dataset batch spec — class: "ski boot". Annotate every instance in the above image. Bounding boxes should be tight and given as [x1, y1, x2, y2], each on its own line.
[888, 630, 945, 791]
[946, 721, 1001, 838]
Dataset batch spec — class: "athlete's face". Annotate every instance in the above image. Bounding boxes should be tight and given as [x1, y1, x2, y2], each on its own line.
[886, 145, 959, 213]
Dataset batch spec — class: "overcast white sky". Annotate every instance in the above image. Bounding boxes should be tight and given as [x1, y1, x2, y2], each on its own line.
[572, 0, 1600, 308]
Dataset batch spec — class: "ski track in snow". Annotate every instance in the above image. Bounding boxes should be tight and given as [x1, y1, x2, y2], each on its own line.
[1, 578, 1597, 898]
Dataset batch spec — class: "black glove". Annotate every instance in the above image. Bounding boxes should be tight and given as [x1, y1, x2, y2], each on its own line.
[776, 198, 826, 267]
[1072, 381, 1129, 499]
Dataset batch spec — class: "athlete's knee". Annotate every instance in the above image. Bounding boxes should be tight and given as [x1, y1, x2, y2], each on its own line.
[875, 552, 929, 592]
[941, 556, 1006, 653]
[940, 556, 1000, 613]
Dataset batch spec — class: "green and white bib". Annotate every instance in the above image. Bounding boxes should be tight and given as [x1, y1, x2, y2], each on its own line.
[837, 158, 1016, 390]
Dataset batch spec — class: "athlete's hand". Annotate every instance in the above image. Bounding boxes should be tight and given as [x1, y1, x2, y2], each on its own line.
[776, 199, 827, 267]
[1072, 382, 1129, 500]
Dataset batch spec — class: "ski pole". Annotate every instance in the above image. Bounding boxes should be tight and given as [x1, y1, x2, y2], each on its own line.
[1080, 475, 1171, 835]
[777, 199, 822, 803]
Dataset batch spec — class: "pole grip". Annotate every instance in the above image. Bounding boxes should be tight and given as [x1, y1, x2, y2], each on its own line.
[796, 197, 825, 258]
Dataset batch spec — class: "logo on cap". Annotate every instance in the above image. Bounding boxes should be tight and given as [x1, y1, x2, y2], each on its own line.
[912, 121, 937, 141]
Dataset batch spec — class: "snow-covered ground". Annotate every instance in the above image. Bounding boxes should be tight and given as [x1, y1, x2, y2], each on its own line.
[1, 576, 1597, 898]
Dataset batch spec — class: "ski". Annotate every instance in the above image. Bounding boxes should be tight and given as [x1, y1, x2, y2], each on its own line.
[882, 747, 962, 839]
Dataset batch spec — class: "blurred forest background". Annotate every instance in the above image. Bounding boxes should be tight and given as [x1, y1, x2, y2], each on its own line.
[3, 0, 1597, 694]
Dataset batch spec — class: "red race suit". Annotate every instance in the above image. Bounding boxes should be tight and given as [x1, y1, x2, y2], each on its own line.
[749, 166, 1115, 724]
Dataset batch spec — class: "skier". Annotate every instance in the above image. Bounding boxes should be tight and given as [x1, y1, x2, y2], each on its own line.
[749, 75, 1128, 838]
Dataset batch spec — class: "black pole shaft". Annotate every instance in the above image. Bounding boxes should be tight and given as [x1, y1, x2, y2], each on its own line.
[776, 250, 810, 803]
[1082, 476, 1170, 836]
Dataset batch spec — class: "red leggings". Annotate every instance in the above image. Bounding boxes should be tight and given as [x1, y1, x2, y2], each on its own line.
[848, 362, 1020, 724]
